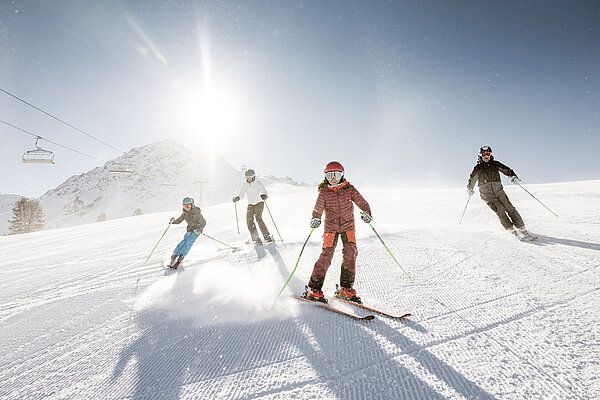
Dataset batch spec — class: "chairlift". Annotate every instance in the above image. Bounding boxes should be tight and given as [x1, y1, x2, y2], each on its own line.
[22, 137, 55, 164]
[109, 168, 134, 175]
[109, 166, 134, 186]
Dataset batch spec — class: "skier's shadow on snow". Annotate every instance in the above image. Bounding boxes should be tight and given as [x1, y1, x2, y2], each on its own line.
[294, 308, 497, 399]
[111, 289, 495, 399]
[110, 308, 195, 399]
[253, 244, 267, 259]
[527, 234, 600, 251]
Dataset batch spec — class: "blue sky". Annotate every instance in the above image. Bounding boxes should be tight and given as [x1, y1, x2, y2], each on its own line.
[1, 0, 599, 197]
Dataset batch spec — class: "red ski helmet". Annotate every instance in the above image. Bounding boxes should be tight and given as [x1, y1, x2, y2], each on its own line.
[324, 161, 344, 173]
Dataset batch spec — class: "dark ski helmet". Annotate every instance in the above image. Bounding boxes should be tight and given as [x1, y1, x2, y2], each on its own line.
[479, 145, 492, 154]
[324, 161, 344, 173]
[245, 169, 255, 177]
[182, 197, 194, 207]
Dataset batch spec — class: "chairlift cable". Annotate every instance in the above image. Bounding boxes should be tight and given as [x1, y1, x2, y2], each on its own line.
[0, 88, 125, 154]
[0, 118, 106, 162]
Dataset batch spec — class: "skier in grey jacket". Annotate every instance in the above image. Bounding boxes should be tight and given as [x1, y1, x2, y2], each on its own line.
[232, 169, 273, 245]
[467, 146, 529, 238]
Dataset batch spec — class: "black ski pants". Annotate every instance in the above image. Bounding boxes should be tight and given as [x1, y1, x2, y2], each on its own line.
[484, 191, 525, 230]
[246, 202, 270, 242]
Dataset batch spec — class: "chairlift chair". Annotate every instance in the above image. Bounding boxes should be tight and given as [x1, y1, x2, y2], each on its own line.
[22, 137, 55, 164]
[109, 167, 134, 186]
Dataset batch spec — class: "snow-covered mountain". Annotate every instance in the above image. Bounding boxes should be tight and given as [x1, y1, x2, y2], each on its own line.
[39, 138, 245, 229]
[0, 194, 21, 235]
[1, 180, 599, 399]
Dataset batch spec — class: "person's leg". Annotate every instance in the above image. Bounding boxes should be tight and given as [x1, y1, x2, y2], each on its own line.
[177, 232, 200, 258]
[246, 204, 259, 242]
[339, 232, 358, 289]
[173, 236, 187, 257]
[498, 191, 525, 229]
[253, 202, 272, 239]
[307, 233, 339, 292]
[485, 198, 514, 230]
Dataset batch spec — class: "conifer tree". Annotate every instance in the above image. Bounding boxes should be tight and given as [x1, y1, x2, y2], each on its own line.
[9, 197, 46, 235]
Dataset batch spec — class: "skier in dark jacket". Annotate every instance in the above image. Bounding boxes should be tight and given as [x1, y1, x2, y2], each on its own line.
[168, 197, 206, 269]
[304, 161, 372, 304]
[467, 146, 529, 238]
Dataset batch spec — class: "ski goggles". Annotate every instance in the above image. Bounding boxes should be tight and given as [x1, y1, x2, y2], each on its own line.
[182, 204, 192, 209]
[480, 152, 492, 157]
[325, 171, 344, 181]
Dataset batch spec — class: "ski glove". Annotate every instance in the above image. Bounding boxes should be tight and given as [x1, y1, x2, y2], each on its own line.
[361, 212, 373, 223]
[467, 188, 475, 196]
[511, 176, 521, 184]
[194, 228, 203, 234]
[170, 217, 176, 223]
[310, 218, 321, 228]
[232, 196, 240, 202]
[260, 194, 268, 200]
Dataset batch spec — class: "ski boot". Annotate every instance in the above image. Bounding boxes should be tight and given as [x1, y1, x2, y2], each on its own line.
[254, 238, 263, 246]
[507, 227, 519, 238]
[303, 285, 327, 303]
[517, 227, 536, 241]
[335, 284, 362, 304]
[167, 255, 177, 268]
[171, 256, 184, 269]
[264, 235, 274, 243]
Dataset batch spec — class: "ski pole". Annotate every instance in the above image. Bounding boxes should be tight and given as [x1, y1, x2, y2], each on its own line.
[234, 202, 240, 234]
[277, 228, 315, 297]
[459, 196, 471, 225]
[144, 221, 172, 264]
[516, 182, 558, 217]
[264, 200, 284, 244]
[201, 233, 241, 251]
[365, 217, 413, 281]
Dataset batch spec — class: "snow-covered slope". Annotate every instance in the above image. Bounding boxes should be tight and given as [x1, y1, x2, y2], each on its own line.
[39, 138, 243, 229]
[0, 193, 21, 236]
[1, 180, 599, 399]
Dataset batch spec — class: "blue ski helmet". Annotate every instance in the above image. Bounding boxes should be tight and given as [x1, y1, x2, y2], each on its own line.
[182, 197, 194, 206]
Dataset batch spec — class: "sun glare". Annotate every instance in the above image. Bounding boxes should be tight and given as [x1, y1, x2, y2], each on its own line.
[170, 85, 247, 150]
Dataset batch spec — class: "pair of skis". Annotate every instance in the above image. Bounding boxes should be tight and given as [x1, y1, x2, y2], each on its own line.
[293, 289, 411, 321]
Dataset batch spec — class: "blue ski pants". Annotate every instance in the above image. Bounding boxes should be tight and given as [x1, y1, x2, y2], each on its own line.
[172, 231, 200, 258]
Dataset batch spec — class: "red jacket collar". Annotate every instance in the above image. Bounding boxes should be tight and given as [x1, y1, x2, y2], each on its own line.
[327, 180, 349, 192]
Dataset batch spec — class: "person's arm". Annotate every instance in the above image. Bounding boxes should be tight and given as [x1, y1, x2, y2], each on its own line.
[351, 186, 371, 215]
[238, 184, 246, 200]
[467, 165, 479, 190]
[193, 209, 206, 233]
[171, 213, 185, 224]
[312, 190, 326, 219]
[496, 161, 518, 179]
[258, 181, 268, 200]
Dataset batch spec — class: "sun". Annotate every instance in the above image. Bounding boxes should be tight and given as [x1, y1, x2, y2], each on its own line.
[170, 84, 248, 150]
